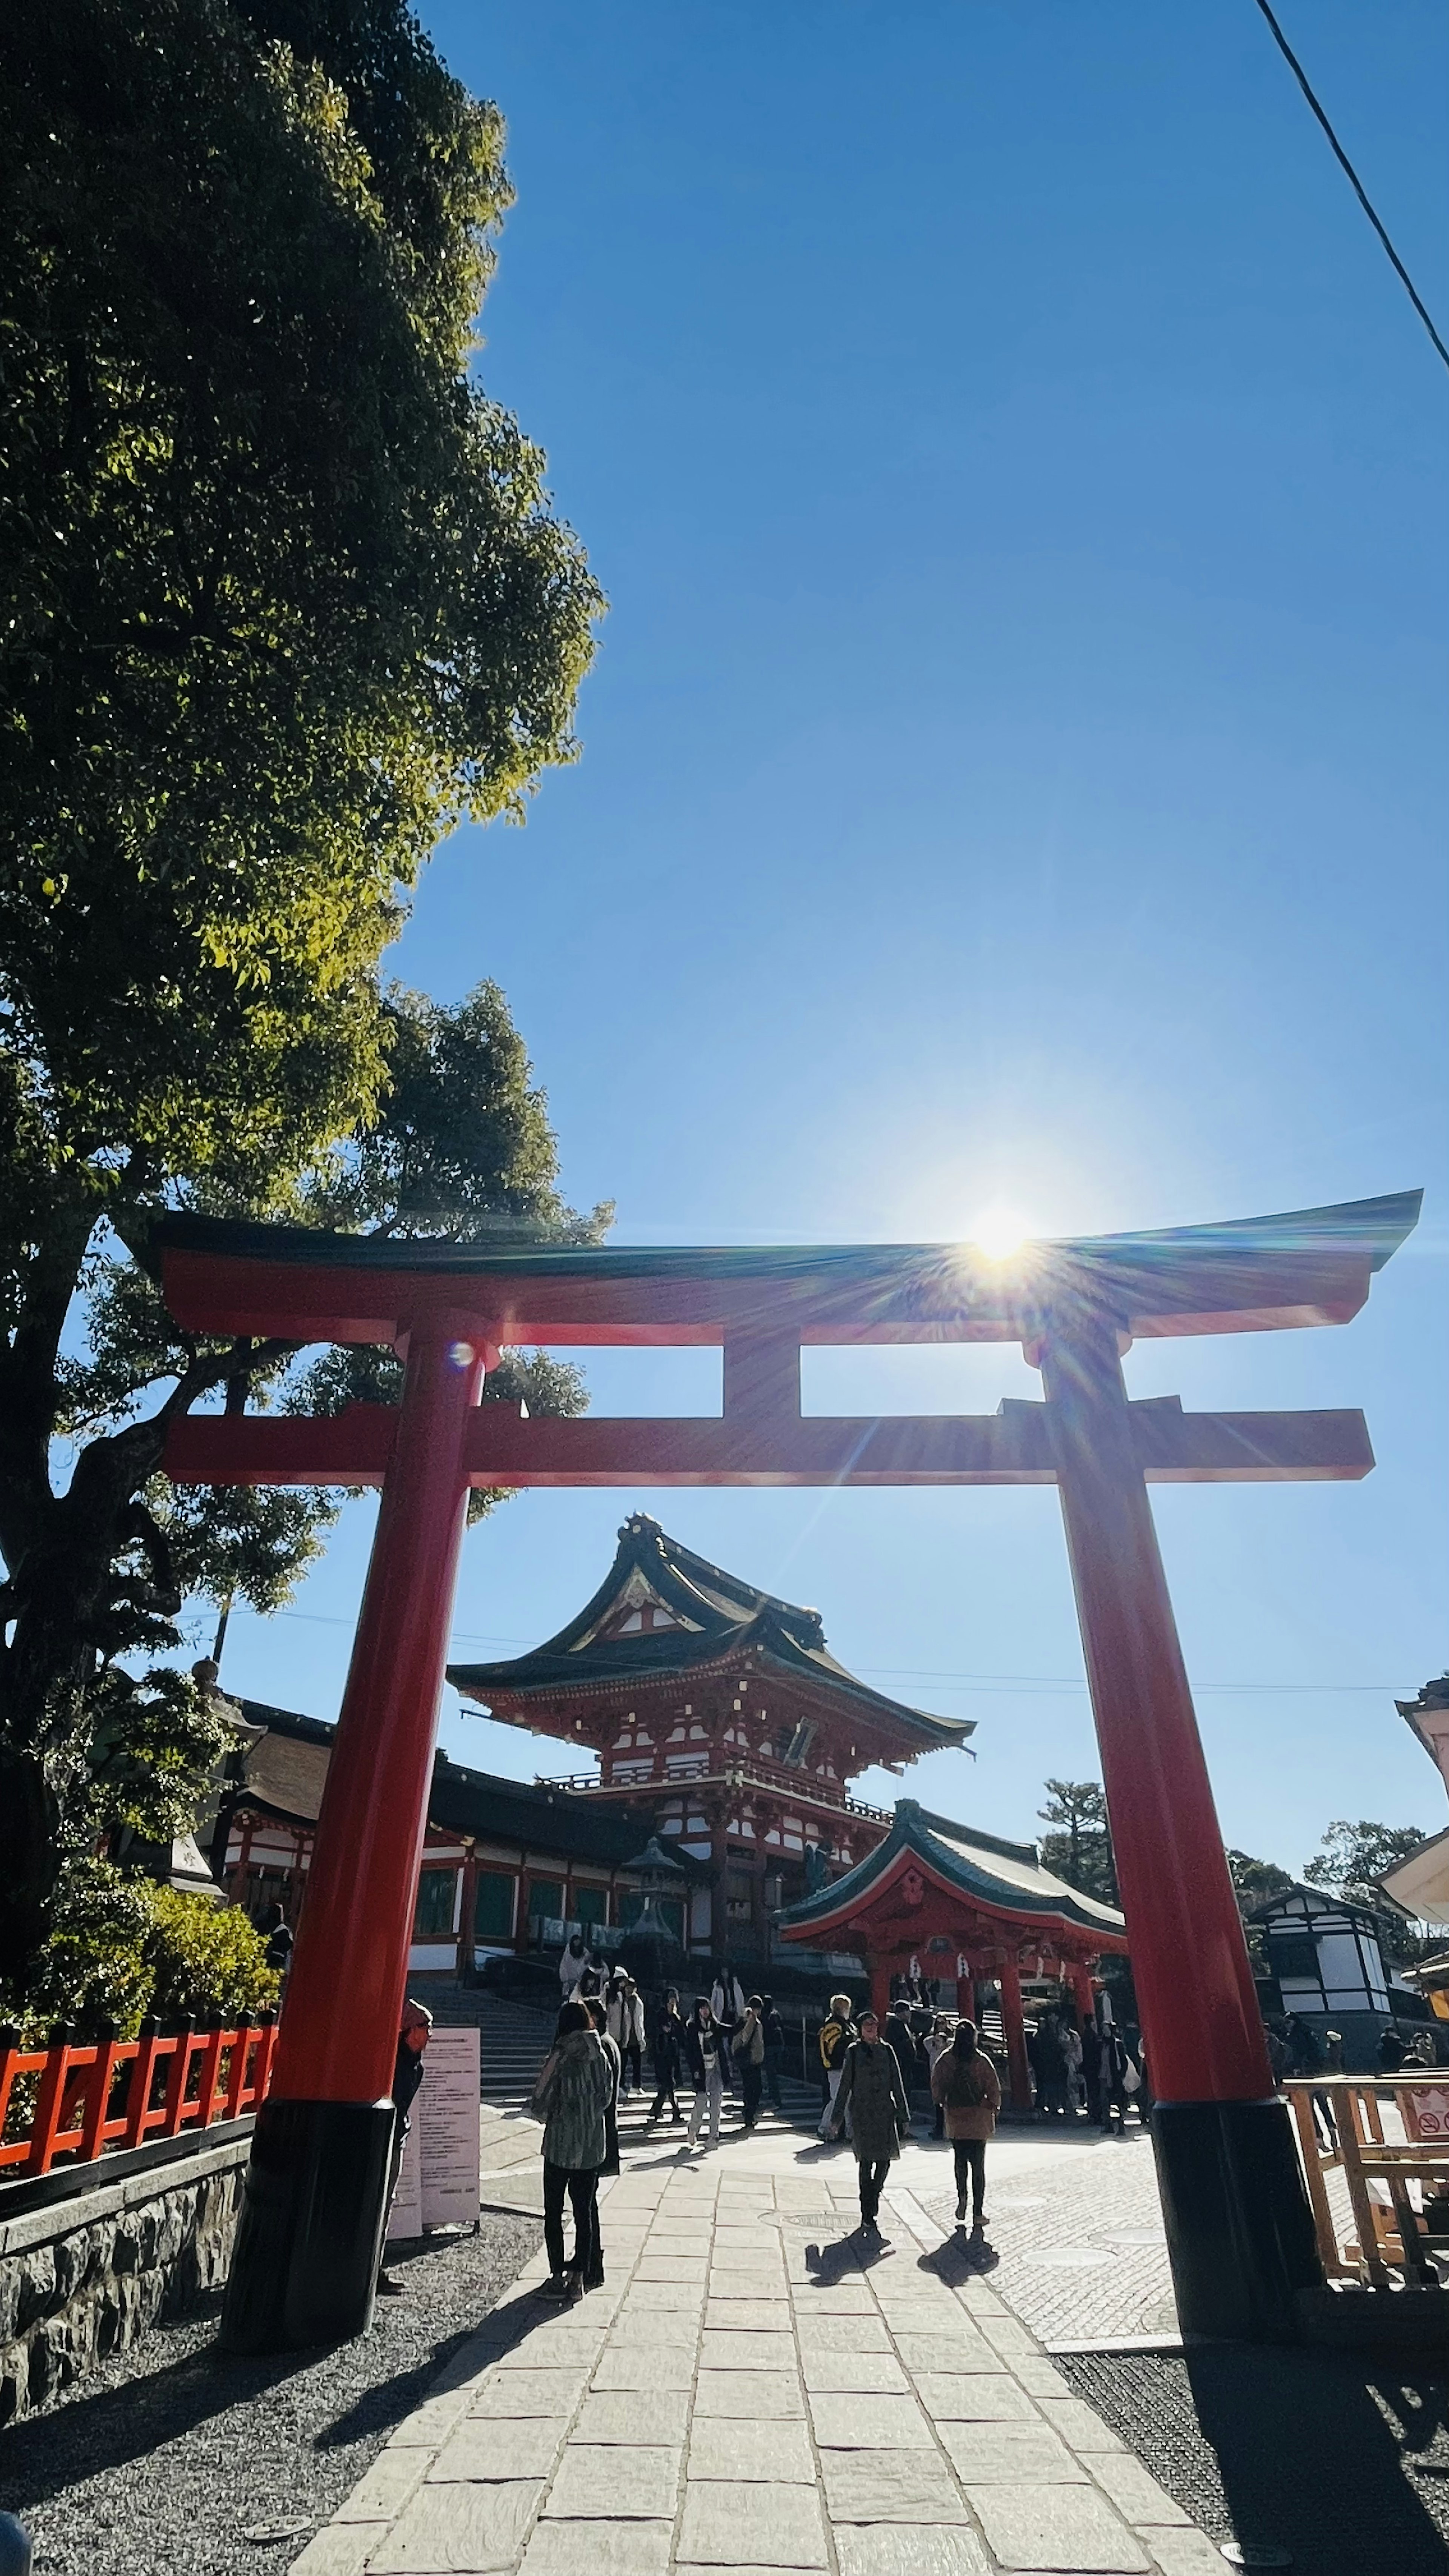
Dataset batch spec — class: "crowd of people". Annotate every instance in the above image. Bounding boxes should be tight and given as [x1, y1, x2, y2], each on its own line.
[525, 1952, 1155, 2295]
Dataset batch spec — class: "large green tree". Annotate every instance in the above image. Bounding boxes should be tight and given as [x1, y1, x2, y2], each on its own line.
[0, 0, 604, 1998]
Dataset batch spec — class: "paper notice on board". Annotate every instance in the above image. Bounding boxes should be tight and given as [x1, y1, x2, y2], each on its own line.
[418, 2025, 481, 2228]
[383, 2025, 480, 2243]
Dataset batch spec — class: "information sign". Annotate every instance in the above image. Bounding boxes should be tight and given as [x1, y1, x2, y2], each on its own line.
[384, 2025, 480, 2245]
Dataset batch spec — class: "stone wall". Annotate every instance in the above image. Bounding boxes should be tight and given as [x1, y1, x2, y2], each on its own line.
[0, 2128, 252, 2424]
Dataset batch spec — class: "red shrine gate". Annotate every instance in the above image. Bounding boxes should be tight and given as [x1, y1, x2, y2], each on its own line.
[155, 1190, 1419, 2350]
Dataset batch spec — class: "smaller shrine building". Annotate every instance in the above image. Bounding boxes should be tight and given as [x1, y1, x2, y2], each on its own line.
[775, 1798, 1128, 2107]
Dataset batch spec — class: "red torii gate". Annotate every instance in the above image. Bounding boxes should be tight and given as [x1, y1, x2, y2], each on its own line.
[154, 1190, 1419, 2351]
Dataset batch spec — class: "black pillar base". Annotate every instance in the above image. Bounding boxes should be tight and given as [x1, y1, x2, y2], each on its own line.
[1151, 2096, 1323, 2343]
[219, 2098, 395, 2353]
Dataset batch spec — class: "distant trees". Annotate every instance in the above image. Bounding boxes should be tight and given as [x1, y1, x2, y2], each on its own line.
[1037, 1780, 1117, 1906]
[1304, 1819, 1432, 1968]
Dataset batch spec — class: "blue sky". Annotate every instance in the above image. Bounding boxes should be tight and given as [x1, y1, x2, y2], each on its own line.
[215, 0, 1447, 1874]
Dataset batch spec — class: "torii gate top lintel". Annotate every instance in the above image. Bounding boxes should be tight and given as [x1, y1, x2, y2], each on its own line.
[155, 1187, 1420, 1350]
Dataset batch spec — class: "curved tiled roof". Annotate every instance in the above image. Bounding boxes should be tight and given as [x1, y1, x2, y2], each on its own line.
[448, 1515, 973, 1755]
[776, 1799, 1127, 1944]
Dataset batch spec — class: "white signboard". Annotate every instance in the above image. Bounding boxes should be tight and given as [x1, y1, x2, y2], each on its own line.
[385, 2026, 480, 2245]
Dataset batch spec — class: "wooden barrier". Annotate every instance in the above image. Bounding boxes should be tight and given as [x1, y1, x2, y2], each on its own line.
[1284, 2073, 1449, 2288]
[0, 2019, 277, 2178]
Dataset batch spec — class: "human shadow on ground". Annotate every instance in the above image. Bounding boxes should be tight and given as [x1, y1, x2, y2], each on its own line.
[798, 2232, 894, 2280]
[915, 2236, 1001, 2282]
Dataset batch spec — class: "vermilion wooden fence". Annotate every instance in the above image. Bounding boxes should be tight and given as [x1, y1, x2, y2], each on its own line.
[0, 2019, 277, 2178]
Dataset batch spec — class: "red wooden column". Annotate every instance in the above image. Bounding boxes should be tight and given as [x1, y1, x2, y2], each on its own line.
[870, 1961, 893, 2025]
[997, 1953, 1032, 2112]
[1038, 1311, 1321, 2338]
[221, 1310, 484, 2351]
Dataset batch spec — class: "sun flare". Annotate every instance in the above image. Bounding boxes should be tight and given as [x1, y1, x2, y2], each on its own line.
[969, 1205, 1032, 1262]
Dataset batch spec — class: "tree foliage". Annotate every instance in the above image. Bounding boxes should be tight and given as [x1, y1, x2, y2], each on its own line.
[0, 0, 605, 2001]
[1304, 1819, 1432, 1967]
[1037, 1778, 1118, 1907]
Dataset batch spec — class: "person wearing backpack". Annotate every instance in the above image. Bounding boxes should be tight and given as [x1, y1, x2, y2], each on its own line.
[931, 2018, 1002, 2236]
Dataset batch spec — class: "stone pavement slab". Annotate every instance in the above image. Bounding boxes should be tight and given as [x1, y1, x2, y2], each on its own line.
[820, 2450, 973, 2523]
[694, 2367, 807, 2415]
[834, 2532, 991, 2576]
[518, 2520, 673, 2574]
[465, 2368, 592, 2417]
[544, 2442, 681, 2517]
[807, 2393, 936, 2448]
[676, 2480, 830, 2566]
[801, 2351, 911, 2393]
[964, 2485, 1152, 2573]
[686, 2416, 817, 2482]
[368, 2479, 543, 2571]
[427, 2419, 569, 2482]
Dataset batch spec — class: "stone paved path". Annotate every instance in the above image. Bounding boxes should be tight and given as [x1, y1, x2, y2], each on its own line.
[292, 2126, 1212, 2576]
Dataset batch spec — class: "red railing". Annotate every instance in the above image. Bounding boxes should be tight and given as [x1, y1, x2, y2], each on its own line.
[0, 2019, 277, 2179]
[535, 1751, 893, 1822]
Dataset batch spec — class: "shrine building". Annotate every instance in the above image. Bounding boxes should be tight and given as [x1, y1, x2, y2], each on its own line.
[447, 1513, 975, 1960]
[774, 1798, 1129, 2109]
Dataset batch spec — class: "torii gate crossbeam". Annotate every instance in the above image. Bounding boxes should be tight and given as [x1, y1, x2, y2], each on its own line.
[154, 1191, 1420, 2353]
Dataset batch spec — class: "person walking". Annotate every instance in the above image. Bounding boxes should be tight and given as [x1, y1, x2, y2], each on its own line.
[608, 1972, 645, 2096]
[737, 1995, 767, 2128]
[559, 1929, 590, 1999]
[583, 1995, 622, 2173]
[831, 2009, 910, 2233]
[926, 2013, 954, 2139]
[817, 1993, 856, 2139]
[711, 1965, 746, 2089]
[685, 1996, 726, 2149]
[883, 2001, 920, 2130]
[530, 1999, 613, 2298]
[377, 1998, 433, 2296]
[648, 1986, 685, 2123]
[1060, 2014, 1084, 2117]
[760, 1995, 786, 2113]
[931, 2017, 1001, 2235]
[1080, 2015, 1105, 2125]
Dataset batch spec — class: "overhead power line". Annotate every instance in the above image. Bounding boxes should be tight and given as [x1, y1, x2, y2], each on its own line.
[1252, 0, 1449, 374]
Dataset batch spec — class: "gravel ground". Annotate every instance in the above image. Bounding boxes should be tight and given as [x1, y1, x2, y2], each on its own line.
[1060, 2346, 1449, 2576]
[0, 2215, 540, 2576]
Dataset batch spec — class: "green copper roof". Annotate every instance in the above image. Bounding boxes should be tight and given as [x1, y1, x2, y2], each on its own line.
[775, 1799, 1126, 1941]
[448, 1514, 973, 1753]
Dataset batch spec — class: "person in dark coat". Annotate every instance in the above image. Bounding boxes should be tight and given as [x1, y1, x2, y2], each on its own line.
[760, 1995, 786, 2112]
[684, 1997, 726, 2148]
[648, 1987, 686, 2122]
[831, 2011, 910, 2233]
[530, 1999, 614, 2298]
[583, 1995, 621, 2174]
[883, 2005, 920, 2128]
[377, 1999, 433, 2296]
[931, 2018, 1002, 2234]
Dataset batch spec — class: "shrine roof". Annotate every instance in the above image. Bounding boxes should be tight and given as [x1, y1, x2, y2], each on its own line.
[152, 1189, 1420, 1346]
[228, 1701, 665, 1864]
[775, 1798, 1128, 1944]
[446, 1514, 973, 1753]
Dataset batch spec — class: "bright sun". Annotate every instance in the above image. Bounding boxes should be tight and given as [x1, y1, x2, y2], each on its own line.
[969, 1205, 1032, 1262]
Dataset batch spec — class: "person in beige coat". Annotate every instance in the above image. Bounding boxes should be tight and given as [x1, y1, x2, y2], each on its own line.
[930, 2018, 1002, 2234]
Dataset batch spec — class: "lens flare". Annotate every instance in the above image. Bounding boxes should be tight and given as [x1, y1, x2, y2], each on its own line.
[969, 1206, 1031, 1263]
